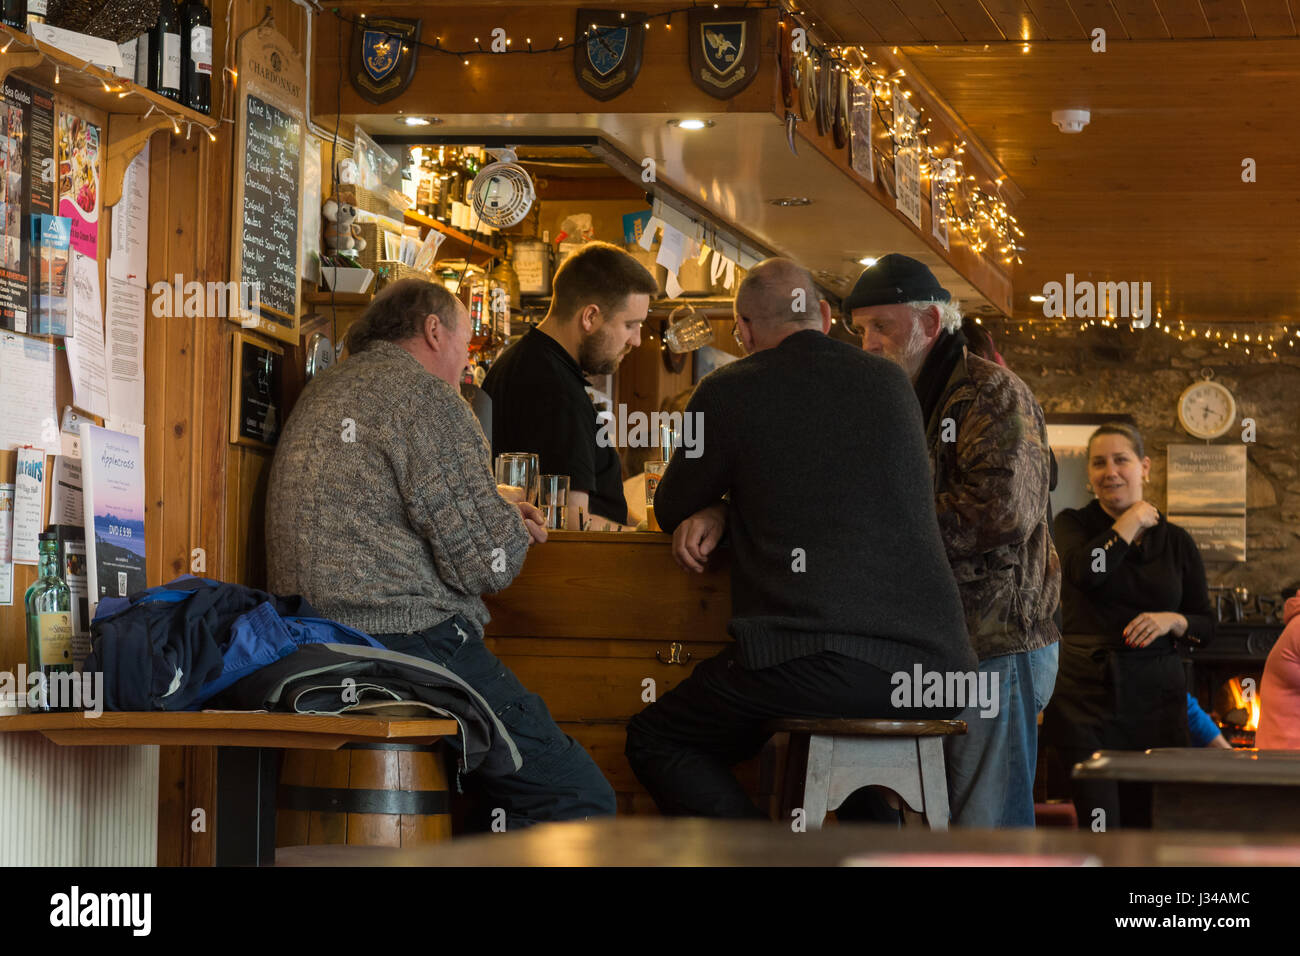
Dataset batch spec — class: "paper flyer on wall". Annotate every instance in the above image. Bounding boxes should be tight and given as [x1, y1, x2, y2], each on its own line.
[49, 454, 83, 526]
[55, 105, 101, 259]
[65, 250, 109, 417]
[12, 445, 47, 564]
[80, 423, 146, 611]
[106, 278, 145, 425]
[108, 143, 148, 287]
[892, 89, 922, 229]
[0, 482, 13, 606]
[0, 330, 56, 450]
[0, 78, 31, 333]
[31, 214, 71, 336]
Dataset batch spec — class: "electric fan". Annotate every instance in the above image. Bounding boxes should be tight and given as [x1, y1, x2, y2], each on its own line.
[468, 148, 536, 229]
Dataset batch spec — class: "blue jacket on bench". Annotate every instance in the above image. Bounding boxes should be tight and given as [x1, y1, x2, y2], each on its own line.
[87, 575, 384, 712]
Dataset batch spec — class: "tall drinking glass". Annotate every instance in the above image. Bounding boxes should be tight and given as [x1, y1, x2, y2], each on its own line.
[495, 453, 534, 504]
[539, 475, 569, 530]
[644, 460, 667, 533]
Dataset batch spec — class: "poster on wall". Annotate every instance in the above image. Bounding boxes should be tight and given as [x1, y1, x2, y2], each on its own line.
[1167, 443, 1247, 563]
[0, 78, 31, 333]
[55, 102, 102, 260]
[79, 423, 146, 612]
[1167, 444, 1247, 513]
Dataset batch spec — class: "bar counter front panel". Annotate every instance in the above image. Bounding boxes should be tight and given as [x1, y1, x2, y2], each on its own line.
[483, 531, 754, 813]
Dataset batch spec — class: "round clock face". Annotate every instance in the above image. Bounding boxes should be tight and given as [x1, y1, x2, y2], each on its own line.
[1178, 381, 1236, 439]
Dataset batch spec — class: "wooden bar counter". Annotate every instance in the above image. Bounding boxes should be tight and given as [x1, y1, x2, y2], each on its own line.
[483, 530, 739, 813]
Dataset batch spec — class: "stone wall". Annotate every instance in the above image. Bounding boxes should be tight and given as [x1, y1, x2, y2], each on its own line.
[994, 323, 1300, 601]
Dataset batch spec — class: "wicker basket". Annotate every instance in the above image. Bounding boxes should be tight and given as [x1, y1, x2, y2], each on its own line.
[374, 260, 431, 291]
[48, 0, 160, 43]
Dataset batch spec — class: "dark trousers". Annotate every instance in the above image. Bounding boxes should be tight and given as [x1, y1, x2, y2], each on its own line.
[625, 646, 957, 819]
[373, 615, 617, 830]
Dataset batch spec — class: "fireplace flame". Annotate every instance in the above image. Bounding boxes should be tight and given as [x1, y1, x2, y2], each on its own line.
[1225, 678, 1261, 732]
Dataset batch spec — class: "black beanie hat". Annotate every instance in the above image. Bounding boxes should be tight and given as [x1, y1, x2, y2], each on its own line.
[842, 254, 950, 313]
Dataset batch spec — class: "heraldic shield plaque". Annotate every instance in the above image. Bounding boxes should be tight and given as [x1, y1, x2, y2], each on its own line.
[688, 7, 759, 99]
[350, 18, 422, 104]
[574, 8, 647, 100]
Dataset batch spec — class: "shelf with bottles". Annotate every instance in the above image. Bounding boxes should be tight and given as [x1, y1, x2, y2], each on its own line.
[0, 18, 214, 127]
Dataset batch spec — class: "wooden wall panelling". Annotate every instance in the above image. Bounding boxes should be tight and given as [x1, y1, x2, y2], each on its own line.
[1021, 0, 1086, 38]
[1108, 0, 1172, 39]
[1054, 0, 1126, 38]
[1243, 0, 1298, 36]
[1151, 0, 1213, 36]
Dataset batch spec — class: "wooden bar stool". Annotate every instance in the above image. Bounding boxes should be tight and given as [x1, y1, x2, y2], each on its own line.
[762, 719, 967, 830]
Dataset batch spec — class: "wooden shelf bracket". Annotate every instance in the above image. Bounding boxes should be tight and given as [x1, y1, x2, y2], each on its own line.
[106, 113, 174, 207]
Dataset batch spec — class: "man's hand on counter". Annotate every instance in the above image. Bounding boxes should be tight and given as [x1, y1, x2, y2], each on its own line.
[517, 501, 548, 544]
[672, 502, 727, 573]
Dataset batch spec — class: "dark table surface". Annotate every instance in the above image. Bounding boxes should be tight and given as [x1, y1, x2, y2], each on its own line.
[274, 817, 1300, 867]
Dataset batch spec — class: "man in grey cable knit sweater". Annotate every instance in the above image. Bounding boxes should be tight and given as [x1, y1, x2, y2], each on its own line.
[267, 278, 617, 828]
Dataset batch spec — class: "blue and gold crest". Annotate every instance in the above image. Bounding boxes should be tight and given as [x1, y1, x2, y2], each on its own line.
[574, 8, 645, 101]
[688, 7, 760, 99]
[362, 30, 401, 82]
[349, 18, 421, 104]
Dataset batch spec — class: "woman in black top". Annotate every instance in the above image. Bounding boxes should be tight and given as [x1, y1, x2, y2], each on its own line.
[1043, 422, 1215, 828]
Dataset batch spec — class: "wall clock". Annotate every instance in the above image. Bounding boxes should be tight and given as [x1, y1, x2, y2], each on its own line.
[1178, 369, 1236, 440]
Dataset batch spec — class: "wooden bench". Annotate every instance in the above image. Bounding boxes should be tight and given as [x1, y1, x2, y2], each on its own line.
[0, 712, 457, 865]
[763, 718, 967, 830]
[1072, 747, 1300, 832]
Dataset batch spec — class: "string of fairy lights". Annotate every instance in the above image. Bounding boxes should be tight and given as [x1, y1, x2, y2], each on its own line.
[331, 3, 1023, 265]
[0, 24, 219, 141]
[989, 316, 1300, 359]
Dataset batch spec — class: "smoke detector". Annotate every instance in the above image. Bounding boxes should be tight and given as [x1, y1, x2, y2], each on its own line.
[1051, 109, 1090, 133]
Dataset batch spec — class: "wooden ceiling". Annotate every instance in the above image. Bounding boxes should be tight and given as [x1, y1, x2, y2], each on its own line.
[897, 38, 1300, 323]
[799, 0, 1300, 42]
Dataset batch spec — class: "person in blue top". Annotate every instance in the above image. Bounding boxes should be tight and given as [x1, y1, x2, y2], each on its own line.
[1187, 693, 1231, 748]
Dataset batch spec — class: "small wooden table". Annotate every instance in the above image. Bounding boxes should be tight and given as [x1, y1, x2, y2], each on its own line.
[273, 816, 1300, 867]
[1072, 748, 1300, 832]
[0, 712, 457, 866]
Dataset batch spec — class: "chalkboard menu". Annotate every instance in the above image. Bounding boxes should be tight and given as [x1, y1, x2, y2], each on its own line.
[230, 24, 306, 346]
[241, 93, 300, 322]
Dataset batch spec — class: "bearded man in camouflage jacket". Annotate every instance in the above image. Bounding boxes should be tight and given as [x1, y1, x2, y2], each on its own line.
[846, 254, 1062, 828]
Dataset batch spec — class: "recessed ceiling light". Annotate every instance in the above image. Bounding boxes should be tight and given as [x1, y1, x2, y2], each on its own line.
[668, 119, 714, 130]
[769, 197, 812, 207]
[401, 116, 441, 126]
[1029, 294, 1046, 302]
[858, 256, 878, 267]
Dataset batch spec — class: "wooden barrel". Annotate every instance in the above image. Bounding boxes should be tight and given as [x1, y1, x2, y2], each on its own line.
[276, 742, 453, 847]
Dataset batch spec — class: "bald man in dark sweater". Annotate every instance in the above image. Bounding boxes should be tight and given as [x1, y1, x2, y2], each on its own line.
[625, 258, 976, 819]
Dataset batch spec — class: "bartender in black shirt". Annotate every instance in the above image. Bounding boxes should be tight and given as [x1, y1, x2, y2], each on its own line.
[484, 241, 659, 529]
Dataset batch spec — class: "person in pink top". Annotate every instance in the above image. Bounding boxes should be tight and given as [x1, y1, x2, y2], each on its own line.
[1257, 590, 1300, 749]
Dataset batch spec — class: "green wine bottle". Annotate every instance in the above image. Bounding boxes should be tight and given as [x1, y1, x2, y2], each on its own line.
[24, 532, 73, 713]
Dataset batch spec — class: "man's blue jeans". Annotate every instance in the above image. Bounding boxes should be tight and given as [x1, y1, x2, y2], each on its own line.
[942, 642, 1059, 828]
[373, 615, 617, 830]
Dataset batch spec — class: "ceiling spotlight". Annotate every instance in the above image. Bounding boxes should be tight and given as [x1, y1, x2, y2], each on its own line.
[1029, 294, 1046, 303]
[669, 119, 714, 130]
[769, 197, 812, 207]
[402, 116, 440, 126]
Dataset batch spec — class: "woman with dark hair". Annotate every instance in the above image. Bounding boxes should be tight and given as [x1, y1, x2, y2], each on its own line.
[1042, 422, 1215, 828]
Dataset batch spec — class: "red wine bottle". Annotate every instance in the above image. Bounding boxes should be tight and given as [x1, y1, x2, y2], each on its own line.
[148, 0, 182, 102]
[180, 0, 211, 114]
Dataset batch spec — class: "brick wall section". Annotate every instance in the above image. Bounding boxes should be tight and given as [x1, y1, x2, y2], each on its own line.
[995, 324, 1300, 598]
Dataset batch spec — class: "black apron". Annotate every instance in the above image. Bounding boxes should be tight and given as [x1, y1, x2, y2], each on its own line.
[1044, 634, 1189, 752]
